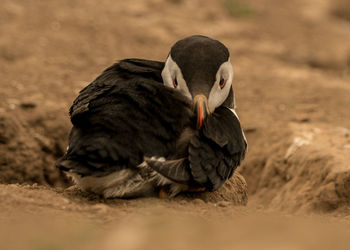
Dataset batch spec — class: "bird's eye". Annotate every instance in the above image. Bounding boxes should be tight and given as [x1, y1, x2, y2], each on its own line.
[173, 78, 178, 88]
[219, 78, 226, 89]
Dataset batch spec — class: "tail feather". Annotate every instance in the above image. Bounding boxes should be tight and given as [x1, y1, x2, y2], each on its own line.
[56, 157, 92, 177]
[145, 157, 192, 184]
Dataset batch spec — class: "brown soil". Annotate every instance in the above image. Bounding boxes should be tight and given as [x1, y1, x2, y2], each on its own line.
[1, 0, 350, 249]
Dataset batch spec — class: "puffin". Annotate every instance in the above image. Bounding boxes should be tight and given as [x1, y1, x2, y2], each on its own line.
[56, 35, 247, 198]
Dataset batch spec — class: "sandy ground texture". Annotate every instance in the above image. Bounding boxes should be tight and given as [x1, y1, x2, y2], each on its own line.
[1, 0, 350, 249]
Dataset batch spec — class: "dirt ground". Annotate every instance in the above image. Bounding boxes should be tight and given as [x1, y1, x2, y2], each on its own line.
[1, 0, 350, 249]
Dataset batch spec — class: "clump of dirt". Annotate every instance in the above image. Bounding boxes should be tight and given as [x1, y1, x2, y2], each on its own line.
[0, 109, 70, 187]
[332, 0, 350, 22]
[177, 172, 248, 205]
[242, 122, 350, 213]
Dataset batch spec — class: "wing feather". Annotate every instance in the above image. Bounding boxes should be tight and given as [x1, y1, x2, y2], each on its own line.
[188, 107, 247, 190]
[56, 59, 192, 177]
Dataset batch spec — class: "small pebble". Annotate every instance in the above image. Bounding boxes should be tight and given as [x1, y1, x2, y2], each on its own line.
[9, 104, 16, 110]
[178, 200, 188, 205]
[20, 102, 36, 109]
[91, 204, 109, 213]
[293, 113, 310, 123]
[61, 198, 70, 204]
[217, 201, 231, 207]
[193, 198, 205, 205]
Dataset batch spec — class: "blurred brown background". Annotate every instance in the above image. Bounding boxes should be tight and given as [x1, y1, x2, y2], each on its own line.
[1, 0, 350, 249]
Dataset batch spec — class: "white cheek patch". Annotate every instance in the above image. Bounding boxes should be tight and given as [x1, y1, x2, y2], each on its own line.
[208, 60, 234, 112]
[161, 58, 173, 89]
[161, 55, 192, 100]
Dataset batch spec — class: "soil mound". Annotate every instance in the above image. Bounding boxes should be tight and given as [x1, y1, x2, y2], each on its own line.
[243, 123, 350, 213]
[0, 110, 69, 187]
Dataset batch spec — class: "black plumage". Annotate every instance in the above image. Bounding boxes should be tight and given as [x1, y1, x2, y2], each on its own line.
[58, 59, 193, 177]
[189, 107, 246, 190]
[147, 106, 246, 190]
[56, 35, 247, 198]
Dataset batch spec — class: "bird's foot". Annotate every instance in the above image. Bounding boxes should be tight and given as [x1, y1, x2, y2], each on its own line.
[158, 188, 169, 198]
[187, 187, 206, 193]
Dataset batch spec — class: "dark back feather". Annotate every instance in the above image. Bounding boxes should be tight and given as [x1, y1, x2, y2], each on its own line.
[147, 107, 247, 190]
[57, 59, 193, 177]
[188, 107, 247, 190]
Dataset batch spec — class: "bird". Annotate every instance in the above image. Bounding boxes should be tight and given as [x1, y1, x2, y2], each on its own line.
[56, 35, 247, 198]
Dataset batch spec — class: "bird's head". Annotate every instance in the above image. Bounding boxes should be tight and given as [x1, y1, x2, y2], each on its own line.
[161, 35, 234, 129]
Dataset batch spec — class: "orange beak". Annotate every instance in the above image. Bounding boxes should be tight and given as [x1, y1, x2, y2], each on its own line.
[193, 94, 210, 130]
